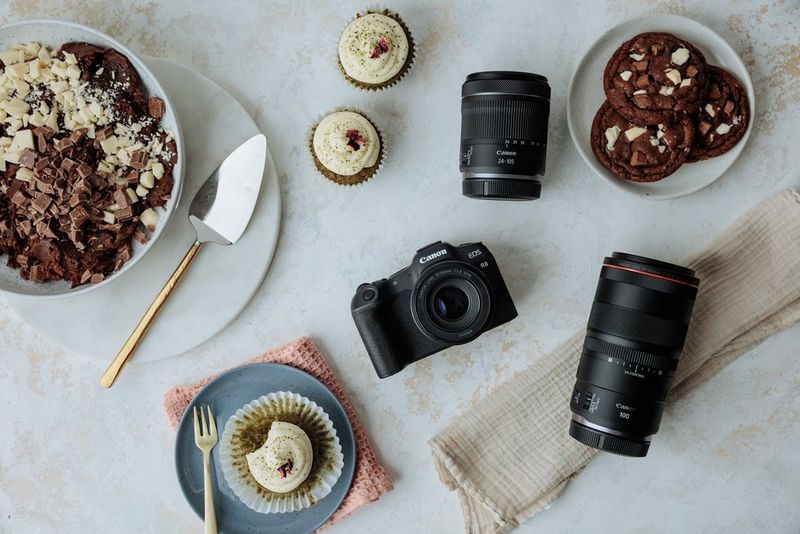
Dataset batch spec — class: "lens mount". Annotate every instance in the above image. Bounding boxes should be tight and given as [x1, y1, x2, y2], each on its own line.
[412, 262, 492, 343]
[569, 416, 651, 458]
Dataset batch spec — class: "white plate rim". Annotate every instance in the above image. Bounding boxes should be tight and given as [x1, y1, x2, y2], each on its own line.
[566, 13, 755, 200]
[0, 18, 185, 298]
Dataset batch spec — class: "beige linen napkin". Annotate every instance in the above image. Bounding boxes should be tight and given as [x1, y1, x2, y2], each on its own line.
[430, 189, 800, 533]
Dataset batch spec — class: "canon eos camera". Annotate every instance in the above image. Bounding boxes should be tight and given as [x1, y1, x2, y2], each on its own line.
[351, 241, 518, 378]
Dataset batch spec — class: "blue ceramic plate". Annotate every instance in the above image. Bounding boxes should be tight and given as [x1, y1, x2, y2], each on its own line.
[175, 363, 356, 533]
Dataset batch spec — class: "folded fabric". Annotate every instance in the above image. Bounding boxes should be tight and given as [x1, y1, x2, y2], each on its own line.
[429, 189, 800, 533]
[164, 337, 393, 530]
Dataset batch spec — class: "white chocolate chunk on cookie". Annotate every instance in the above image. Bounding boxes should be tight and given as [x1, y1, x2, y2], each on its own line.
[624, 126, 647, 141]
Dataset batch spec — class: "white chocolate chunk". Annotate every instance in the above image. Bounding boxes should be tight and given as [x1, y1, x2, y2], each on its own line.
[100, 135, 120, 154]
[11, 129, 34, 151]
[151, 162, 164, 179]
[140, 208, 160, 231]
[126, 188, 139, 203]
[3, 97, 29, 118]
[658, 145, 666, 153]
[649, 136, 660, 146]
[664, 69, 682, 85]
[679, 78, 692, 88]
[135, 184, 149, 197]
[103, 210, 116, 224]
[715, 123, 731, 134]
[629, 52, 645, 61]
[624, 127, 647, 141]
[0, 49, 24, 65]
[3, 150, 21, 164]
[659, 86, 674, 96]
[139, 170, 155, 188]
[671, 47, 690, 65]
[15, 167, 34, 182]
[6, 62, 28, 78]
[620, 70, 633, 81]
[633, 89, 646, 95]
[704, 103, 715, 117]
[604, 125, 621, 151]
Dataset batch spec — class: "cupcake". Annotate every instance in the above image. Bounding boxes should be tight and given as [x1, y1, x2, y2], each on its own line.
[219, 391, 344, 513]
[338, 9, 415, 90]
[310, 110, 383, 186]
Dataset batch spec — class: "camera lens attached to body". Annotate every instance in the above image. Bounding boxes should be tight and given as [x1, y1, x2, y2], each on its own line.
[569, 253, 700, 457]
[413, 262, 492, 343]
[460, 71, 551, 201]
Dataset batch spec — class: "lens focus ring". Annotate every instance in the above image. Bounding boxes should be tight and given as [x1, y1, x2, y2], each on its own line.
[461, 96, 549, 142]
[588, 302, 689, 350]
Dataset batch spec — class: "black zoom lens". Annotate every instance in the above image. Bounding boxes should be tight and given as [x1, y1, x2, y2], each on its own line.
[460, 71, 551, 201]
[569, 253, 700, 457]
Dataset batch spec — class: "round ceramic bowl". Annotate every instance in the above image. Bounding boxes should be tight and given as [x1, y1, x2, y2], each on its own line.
[0, 19, 184, 298]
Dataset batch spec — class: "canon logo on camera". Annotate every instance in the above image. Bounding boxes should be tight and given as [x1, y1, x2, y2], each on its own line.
[419, 249, 448, 264]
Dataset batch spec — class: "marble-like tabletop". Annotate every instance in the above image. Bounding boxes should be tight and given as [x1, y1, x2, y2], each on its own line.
[1, 1, 799, 533]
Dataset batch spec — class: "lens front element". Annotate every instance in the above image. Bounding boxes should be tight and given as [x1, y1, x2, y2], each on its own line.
[569, 253, 700, 457]
[433, 285, 470, 321]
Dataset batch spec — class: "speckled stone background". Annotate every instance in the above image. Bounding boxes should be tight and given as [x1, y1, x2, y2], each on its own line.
[1, 1, 799, 533]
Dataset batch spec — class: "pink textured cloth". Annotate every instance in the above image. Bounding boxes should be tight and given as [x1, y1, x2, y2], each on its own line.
[164, 337, 393, 529]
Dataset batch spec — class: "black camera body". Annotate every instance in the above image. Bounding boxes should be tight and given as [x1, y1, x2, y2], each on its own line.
[351, 241, 518, 378]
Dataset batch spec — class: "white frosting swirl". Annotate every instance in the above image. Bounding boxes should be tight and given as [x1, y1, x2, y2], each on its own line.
[246, 421, 313, 493]
[313, 111, 380, 176]
[338, 13, 409, 84]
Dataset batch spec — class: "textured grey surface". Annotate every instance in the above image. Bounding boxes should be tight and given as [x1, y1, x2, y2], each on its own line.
[0, 1, 798, 533]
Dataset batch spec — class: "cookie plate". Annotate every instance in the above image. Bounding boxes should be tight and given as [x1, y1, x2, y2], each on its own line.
[567, 14, 755, 199]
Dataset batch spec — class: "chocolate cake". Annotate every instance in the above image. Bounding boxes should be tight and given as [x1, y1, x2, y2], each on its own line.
[0, 42, 177, 287]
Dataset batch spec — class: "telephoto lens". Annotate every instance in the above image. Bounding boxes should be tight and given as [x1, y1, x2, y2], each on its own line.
[569, 253, 700, 457]
[460, 71, 551, 200]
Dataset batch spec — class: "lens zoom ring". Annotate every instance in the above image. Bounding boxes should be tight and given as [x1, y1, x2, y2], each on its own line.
[588, 302, 688, 349]
[461, 98, 548, 141]
[583, 337, 678, 371]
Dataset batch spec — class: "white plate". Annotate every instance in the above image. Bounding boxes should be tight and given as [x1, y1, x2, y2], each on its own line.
[0, 19, 184, 296]
[567, 14, 755, 200]
[4, 57, 281, 362]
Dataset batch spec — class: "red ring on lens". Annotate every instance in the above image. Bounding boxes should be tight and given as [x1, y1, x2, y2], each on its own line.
[602, 264, 699, 289]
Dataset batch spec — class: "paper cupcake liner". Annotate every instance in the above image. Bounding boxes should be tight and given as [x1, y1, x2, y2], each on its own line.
[307, 107, 386, 187]
[337, 7, 416, 91]
[219, 391, 344, 514]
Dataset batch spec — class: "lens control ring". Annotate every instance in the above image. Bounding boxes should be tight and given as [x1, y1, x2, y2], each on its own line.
[583, 337, 679, 371]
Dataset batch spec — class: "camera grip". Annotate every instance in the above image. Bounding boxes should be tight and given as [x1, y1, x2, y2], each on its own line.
[353, 312, 406, 378]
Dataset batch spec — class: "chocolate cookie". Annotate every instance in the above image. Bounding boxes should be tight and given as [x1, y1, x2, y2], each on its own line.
[604, 32, 709, 125]
[591, 100, 694, 182]
[688, 65, 749, 162]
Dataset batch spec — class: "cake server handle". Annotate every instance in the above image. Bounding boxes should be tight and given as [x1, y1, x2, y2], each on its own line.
[100, 241, 203, 388]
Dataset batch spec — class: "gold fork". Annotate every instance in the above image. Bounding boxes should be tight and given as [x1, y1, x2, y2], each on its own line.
[193, 405, 218, 534]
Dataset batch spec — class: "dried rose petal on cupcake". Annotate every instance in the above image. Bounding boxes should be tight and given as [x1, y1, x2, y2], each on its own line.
[309, 110, 383, 186]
